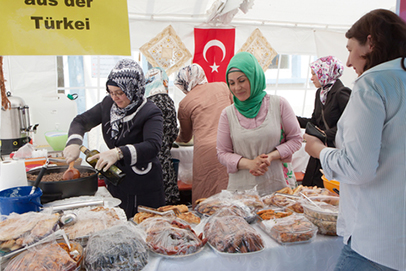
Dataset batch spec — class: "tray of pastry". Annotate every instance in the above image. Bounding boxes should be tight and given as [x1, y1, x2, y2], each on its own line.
[133, 205, 201, 225]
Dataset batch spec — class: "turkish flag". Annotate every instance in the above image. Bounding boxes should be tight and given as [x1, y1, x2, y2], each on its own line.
[193, 28, 235, 83]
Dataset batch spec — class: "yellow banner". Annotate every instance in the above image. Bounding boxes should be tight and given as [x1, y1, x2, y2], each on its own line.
[0, 0, 131, 55]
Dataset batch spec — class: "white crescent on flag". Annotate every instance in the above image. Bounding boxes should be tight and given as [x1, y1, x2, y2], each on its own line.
[203, 40, 226, 62]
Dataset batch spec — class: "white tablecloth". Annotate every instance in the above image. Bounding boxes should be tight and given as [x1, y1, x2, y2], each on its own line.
[142, 225, 344, 271]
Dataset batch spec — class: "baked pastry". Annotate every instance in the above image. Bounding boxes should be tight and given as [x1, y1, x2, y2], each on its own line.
[204, 214, 264, 253]
[157, 204, 189, 213]
[140, 217, 206, 256]
[0, 212, 60, 254]
[4, 242, 81, 271]
[257, 209, 292, 220]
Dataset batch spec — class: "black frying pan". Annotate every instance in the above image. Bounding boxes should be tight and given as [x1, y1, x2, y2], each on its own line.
[27, 165, 98, 203]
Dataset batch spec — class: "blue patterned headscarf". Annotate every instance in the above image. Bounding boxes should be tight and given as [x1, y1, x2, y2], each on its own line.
[145, 67, 169, 97]
[107, 59, 145, 138]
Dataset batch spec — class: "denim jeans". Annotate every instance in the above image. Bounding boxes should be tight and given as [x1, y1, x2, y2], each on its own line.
[334, 238, 397, 271]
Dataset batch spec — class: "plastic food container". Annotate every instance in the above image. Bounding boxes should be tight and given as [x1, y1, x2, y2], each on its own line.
[302, 196, 339, 236]
[258, 214, 317, 245]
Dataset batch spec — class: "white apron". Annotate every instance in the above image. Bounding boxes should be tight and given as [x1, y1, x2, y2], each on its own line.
[226, 95, 287, 196]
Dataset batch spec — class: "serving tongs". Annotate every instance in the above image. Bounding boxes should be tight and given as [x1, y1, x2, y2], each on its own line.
[138, 205, 181, 216]
[300, 192, 324, 210]
[273, 192, 301, 202]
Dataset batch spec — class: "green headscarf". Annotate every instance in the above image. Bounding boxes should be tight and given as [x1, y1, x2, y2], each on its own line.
[226, 52, 267, 118]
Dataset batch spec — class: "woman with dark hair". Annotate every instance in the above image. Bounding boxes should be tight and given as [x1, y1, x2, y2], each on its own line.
[63, 59, 165, 218]
[304, 9, 406, 271]
[297, 56, 351, 187]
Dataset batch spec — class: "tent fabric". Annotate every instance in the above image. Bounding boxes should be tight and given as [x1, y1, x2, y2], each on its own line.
[128, 0, 397, 56]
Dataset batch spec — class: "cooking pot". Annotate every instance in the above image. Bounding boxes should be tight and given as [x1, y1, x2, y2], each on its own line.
[27, 165, 98, 204]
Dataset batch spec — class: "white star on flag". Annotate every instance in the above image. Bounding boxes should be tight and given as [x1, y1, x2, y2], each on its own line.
[210, 62, 220, 73]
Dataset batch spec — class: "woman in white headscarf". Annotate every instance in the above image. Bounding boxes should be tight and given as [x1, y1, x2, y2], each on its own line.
[145, 67, 180, 204]
[174, 63, 233, 206]
[297, 56, 351, 187]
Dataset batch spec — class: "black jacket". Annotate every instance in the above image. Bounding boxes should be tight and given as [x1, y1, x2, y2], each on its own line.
[297, 79, 351, 186]
[68, 96, 165, 218]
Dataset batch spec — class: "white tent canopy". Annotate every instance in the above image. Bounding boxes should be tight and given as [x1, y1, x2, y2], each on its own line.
[0, 0, 399, 152]
[129, 0, 397, 55]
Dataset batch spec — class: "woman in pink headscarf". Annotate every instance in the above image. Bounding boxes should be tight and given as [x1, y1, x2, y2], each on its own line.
[297, 56, 351, 187]
[175, 63, 233, 206]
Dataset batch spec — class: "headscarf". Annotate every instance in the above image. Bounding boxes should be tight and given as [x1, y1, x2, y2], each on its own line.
[107, 59, 145, 138]
[226, 52, 267, 118]
[174, 63, 208, 95]
[310, 56, 344, 105]
[145, 67, 169, 97]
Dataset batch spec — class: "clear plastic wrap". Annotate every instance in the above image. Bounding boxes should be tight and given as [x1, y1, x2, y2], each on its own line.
[203, 210, 265, 254]
[256, 209, 293, 220]
[302, 195, 339, 236]
[261, 193, 304, 213]
[258, 213, 317, 245]
[4, 240, 81, 271]
[0, 211, 60, 255]
[133, 205, 201, 225]
[138, 216, 206, 257]
[84, 222, 148, 271]
[292, 185, 339, 197]
[61, 206, 124, 243]
[227, 189, 264, 210]
[194, 190, 257, 222]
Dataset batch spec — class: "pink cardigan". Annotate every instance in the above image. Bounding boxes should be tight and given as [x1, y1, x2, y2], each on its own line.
[217, 95, 302, 173]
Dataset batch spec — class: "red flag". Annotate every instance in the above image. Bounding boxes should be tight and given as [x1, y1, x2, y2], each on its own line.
[400, 0, 406, 22]
[193, 28, 235, 83]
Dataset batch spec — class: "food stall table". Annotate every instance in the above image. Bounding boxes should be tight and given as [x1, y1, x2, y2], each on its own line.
[142, 225, 344, 271]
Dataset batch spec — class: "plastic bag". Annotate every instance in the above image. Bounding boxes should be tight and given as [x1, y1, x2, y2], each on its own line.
[138, 216, 206, 256]
[194, 190, 255, 220]
[85, 222, 148, 271]
[203, 211, 264, 253]
[61, 206, 124, 241]
[0, 211, 60, 255]
[4, 240, 80, 271]
[259, 213, 317, 244]
[12, 143, 35, 159]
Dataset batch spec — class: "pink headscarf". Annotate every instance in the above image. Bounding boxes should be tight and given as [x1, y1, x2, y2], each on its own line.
[310, 56, 344, 105]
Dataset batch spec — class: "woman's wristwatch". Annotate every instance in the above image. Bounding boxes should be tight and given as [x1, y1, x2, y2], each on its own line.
[115, 147, 124, 160]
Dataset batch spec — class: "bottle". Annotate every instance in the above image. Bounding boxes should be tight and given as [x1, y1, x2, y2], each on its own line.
[80, 145, 126, 186]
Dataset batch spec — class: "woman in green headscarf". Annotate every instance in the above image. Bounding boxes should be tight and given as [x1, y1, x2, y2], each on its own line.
[217, 52, 302, 195]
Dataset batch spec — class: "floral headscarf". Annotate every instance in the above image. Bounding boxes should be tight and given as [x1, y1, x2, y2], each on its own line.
[145, 67, 169, 97]
[226, 52, 267, 118]
[107, 59, 145, 138]
[310, 56, 344, 105]
[174, 63, 208, 94]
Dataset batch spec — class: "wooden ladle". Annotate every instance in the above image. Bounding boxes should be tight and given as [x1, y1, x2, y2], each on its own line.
[62, 161, 80, 180]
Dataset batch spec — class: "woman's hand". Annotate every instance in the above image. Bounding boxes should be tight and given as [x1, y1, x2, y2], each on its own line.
[248, 154, 270, 176]
[88, 148, 119, 172]
[303, 134, 327, 159]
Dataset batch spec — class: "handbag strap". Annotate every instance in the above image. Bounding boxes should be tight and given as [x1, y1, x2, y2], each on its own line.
[321, 109, 330, 130]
